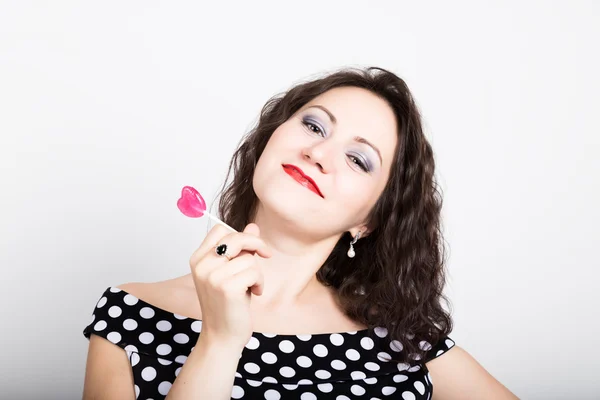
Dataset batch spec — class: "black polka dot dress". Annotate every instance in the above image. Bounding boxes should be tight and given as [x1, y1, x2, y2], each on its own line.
[83, 287, 455, 399]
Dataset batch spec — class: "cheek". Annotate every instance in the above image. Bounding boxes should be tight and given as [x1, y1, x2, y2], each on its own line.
[333, 176, 375, 213]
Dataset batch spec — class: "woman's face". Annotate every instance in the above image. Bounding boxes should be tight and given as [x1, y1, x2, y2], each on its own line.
[253, 86, 399, 238]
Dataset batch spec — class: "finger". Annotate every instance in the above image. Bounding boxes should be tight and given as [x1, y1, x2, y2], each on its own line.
[214, 233, 272, 260]
[243, 223, 260, 237]
[189, 224, 232, 267]
[226, 265, 264, 296]
[207, 253, 256, 284]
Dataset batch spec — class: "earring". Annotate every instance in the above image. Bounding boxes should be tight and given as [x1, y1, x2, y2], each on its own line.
[347, 231, 362, 258]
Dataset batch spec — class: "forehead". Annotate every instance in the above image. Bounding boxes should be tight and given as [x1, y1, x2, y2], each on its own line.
[301, 87, 398, 166]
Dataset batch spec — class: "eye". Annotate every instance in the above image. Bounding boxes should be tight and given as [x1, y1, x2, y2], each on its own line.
[301, 118, 325, 137]
[348, 155, 369, 172]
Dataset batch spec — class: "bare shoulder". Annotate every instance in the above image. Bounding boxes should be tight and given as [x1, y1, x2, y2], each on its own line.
[427, 346, 519, 400]
[116, 276, 202, 320]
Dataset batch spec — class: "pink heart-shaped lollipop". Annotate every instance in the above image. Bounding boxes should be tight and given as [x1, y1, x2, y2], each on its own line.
[177, 186, 206, 218]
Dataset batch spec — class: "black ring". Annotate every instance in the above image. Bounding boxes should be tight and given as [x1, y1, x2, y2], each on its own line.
[215, 243, 231, 260]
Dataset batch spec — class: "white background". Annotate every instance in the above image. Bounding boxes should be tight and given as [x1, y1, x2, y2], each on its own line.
[1, 1, 598, 399]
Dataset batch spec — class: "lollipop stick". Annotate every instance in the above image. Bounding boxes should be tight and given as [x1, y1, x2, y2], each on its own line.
[205, 211, 237, 233]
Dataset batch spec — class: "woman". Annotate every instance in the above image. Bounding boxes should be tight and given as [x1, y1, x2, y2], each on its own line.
[82, 67, 518, 399]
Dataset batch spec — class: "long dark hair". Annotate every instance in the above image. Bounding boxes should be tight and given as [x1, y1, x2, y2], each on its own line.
[216, 66, 453, 365]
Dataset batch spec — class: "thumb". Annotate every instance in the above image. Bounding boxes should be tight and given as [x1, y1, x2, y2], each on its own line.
[243, 223, 260, 237]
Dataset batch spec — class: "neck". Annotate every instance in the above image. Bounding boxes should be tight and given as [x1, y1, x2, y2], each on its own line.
[248, 203, 342, 309]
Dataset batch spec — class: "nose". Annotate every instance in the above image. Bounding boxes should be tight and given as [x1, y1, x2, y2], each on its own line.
[302, 142, 329, 173]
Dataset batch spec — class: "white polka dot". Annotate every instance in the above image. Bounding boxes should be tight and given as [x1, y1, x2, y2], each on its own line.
[173, 333, 189, 344]
[129, 352, 140, 367]
[351, 371, 366, 380]
[345, 349, 360, 361]
[313, 344, 328, 357]
[347, 330, 357, 335]
[297, 334, 312, 341]
[282, 384, 298, 390]
[124, 344, 138, 353]
[298, 379, 313, 385]
[93, 320, 107, 331]
[89, 313, 95, 325]
[190, 320, 202, 332]
[402, 391, 416, 400]
[445, 338, 454, 348]
[365, 377, 377, 384]
[374, 327, 388, 337]
[139, 307, 155, 319]
[315, 369, 331, 379]
[390, 340, 403, 352]
[297, 356, 312, 368]
[419, 340, 432, 351]
[365, 362, 380, 371]
[300, 393, 317, 400]
[393, 374, 408, 382]
[244, 362, 260, 374]
[175, 355, 187, 364]
[156, 344, 172, 355]
[414, 381, 425, 395]
[382, 386, 397, 395]
[141, 366, 157, 381]
[96, 297, 107, 308]
[262, 332, 276, 338]
[408, 365, 421, 372]
[139, 332, 154, 344]
[231, 385, 244, 399]
[134, 384, 140, 399]
[436, 349, 444, 357]
[377, 351, 392, 362]
[158, 381, 172, 396]
[109, 287, 121, 293]
[261, 352, 278, 364]
[351, 385, 366, 395]
[123, 318, 138, 331]
[318, 383, 333, 393]
[427, 371, 433, 384]
[156, 320, 172, 331]
[107, 332, 121, 344]
[336, 396, 351, 400]
[279, 366, 296, 378]
[175, 367, 182, 376]
[263, 377, 278, 384]
[123, 294, 138, 305]
[397, 362, 410, 371]
[108, 306, 122, 318]
[245, 336, 260, 350]
[246, 379, 262, 387]
[360, 337, 374, 350]
[331, 360, 346, 370]
[264, 389, 281, 399]
[173, 313, 188, 320]
[330, 333, 344, 346]
[158, 358, 172, 365]
[279, 340, 295, 353]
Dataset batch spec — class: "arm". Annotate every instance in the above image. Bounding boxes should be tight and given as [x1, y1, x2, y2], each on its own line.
[427, 346, 520, 400]
[165, 334, 243, 400]
[82, 334, 136, 400]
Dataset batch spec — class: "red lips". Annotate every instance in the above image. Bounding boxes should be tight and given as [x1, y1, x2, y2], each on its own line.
[282, 164, 324, 198]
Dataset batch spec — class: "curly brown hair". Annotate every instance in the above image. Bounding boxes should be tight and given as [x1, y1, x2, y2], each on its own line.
[215, 66, 453, 365]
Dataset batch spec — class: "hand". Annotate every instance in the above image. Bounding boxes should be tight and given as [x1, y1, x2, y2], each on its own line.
[189, 223, 272, 349]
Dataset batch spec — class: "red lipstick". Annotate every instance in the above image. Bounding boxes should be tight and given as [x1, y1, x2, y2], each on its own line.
[282, 164, 324, 198]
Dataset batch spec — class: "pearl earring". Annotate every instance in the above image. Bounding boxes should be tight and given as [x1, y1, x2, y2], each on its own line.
[347, 231, 362, 258]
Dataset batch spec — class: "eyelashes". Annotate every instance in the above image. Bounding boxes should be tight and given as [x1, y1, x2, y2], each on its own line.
[301, 117, 370, 173]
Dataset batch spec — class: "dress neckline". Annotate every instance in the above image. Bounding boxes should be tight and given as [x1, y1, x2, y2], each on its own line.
[109, 286, 373, 338]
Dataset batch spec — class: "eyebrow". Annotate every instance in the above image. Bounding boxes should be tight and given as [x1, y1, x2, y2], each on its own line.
[306, 105, 383, 166]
